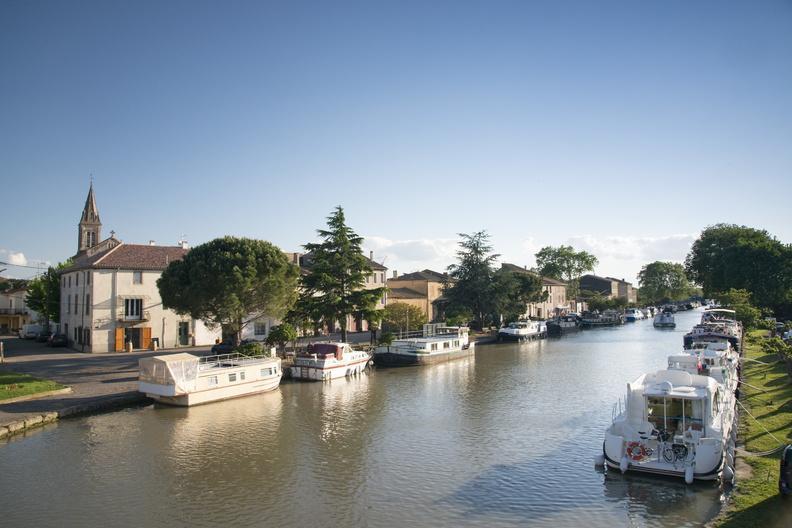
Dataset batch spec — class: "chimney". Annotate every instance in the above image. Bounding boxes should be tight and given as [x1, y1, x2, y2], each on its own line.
[393, 270, 398, 278]
[369, 250, 374, 261]
[149, 240, 156, 246]
[179, 239, 189, 250]
[524, 264, 527, 270]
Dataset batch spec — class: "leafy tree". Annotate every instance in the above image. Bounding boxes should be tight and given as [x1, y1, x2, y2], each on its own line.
[493, 267, 547, 323]
[382, 302, 427, 333]
[266, 323, 298, 352]
[292, 206, 385, 342]
[26, 261, 71, 327]
[685, 224, 792, 310]
[534, 245, 598, 298]
[158, 237, 299, 344]
[715, 288, 762, 329]
[444, 231, 499, 329]
[637, 261, 694, 304]
[580, 289, 628, 312]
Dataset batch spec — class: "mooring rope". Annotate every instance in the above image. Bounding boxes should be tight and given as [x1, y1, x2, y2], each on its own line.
[734, 398, 788, 457]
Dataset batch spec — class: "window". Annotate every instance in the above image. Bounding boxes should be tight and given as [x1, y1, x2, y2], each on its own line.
[443, 341, 450, 349]
[260, 368, 273, 377]
[240, 371, 246, 381]
[132, 271, 143, 284]
[381, 273, 385, 283]
[67, 294, 71, 314]
[74, 296, 78, 313]
[68, 275, 71, 287]
[228, 373, 237, 382]
[83, 328, 91, 346]
[254, 322, 268, 335]
[86, 271, 91, 285]
[208, 376, 219, 386]
[85, 294, 90, 315]
[125, 298, 143, 319]
[73, 328, 78, 341]
[76, 273, 79, 287]
[431, 343, 438, 351]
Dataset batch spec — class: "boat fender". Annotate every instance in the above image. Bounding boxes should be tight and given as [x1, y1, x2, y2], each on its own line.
[594, 454, 605, 467]
[620, 456, 629, 474]
[726, 451, 734, 467]
[722, 463, 735, 485]
[685, 465, 694, 485]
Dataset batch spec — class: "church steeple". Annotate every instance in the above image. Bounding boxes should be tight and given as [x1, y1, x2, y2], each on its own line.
[78, 182, 102, 252]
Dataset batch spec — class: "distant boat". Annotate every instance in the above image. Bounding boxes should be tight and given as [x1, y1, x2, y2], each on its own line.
[624, 308, 645, 322]
[291, 342, 370, 381]
[497, 320, 546, 342]
[581, 310, 624, 328]
[373, 325, 474, 367]
[138, 352, 282, 406]
[653, 311, 676, 328]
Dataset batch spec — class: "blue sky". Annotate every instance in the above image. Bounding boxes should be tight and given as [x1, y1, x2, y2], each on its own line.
[2, 0, 791, 283]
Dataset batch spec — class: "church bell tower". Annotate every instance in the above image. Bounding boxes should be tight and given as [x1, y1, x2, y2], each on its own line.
[78, 182, 102, 252]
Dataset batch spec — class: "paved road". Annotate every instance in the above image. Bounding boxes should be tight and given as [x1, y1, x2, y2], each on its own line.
[0, 337, 213, 428]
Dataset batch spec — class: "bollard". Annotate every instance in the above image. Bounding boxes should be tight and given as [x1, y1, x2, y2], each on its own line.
[0, 341, 4, 363]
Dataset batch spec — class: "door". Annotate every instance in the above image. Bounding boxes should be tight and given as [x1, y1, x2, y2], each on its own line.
[178, 322, 189, 346]
[141, 327, 152, 350]
[124, 328, 141, 349]
[115, 327, 124, 352]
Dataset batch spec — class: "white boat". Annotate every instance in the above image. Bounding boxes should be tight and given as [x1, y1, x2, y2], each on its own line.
[653, 311, 676, 328]
[373, 325, 474, 367]
[138, 352, 282, 406]
[290, 342, 370, 381]
[602, 343, 738, 484]
[624, 308, 645, 322]
[684, 310, 742, 351]
[497, 320, 546, 342]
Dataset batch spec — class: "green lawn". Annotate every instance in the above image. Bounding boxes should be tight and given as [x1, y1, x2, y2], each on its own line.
[716, 330, 792, 527]
[0, 369, 65, 401]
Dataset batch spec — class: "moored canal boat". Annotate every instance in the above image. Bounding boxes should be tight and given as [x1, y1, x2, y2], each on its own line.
[581, 310, 625, 328]
[624, 308, 645, 322]
[497, 320, 546, 341]
[291, 342, 370, 381]
[373, 325, 474, 367]
[138, 352, 282, 406]
[546, 314, 581, 336]
[653, 310, 676, 328]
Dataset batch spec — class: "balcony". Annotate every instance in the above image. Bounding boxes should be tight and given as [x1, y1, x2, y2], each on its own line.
[118, 311, 151, 322]
[0, 308, 27, 315]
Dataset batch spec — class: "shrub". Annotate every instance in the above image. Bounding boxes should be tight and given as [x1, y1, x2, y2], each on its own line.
[378, 332, 394, 346]
[236, 341, 265, 356]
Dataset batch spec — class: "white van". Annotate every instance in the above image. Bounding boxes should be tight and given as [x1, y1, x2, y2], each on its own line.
[19, 323, 43, 339]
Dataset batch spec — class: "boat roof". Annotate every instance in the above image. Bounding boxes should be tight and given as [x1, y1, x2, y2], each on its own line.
[145, 353, 198, 363]
[704, 308, 736, 314]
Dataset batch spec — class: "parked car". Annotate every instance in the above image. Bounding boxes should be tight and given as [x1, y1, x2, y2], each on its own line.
[210, 338, 254, 354]
[35, 331, 53, 343]
[781, 444, 792, 497]
[48, 334, 68, 347]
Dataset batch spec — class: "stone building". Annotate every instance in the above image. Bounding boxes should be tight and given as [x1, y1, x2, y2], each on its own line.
[579, 274, 637, 304]
[0, 286, 36, 334]
[386, 269, 448, 322]
[59, 185, 220, 352]
[500, 263, 569, 319]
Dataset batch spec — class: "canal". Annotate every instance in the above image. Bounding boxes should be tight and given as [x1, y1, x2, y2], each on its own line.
[0, 309, 722, 527]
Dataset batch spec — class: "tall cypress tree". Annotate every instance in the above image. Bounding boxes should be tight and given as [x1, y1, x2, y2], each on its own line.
[296, 206, 385, 341]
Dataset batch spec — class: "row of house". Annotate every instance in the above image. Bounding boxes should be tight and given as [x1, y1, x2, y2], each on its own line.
[52, 184, 637, 353]
[0, 284, 36, 335]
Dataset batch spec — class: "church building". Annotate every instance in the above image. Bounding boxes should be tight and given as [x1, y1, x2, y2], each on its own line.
[59, 184, 221, 352]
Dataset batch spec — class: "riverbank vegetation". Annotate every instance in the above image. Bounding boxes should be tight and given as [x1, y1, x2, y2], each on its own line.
[0, 369, 64, 401]
[637, 261, 696, 305]
[715, 330, 792, 527]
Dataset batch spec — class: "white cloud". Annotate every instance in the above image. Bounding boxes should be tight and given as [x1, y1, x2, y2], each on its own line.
[565, 234, 696, 283]
[7, 251, 28, 266]
[364, 236, 458, 275]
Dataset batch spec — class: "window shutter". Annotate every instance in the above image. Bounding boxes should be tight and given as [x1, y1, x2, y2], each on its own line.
[142, 327, 152, 350]
[115, 328, 125, 352]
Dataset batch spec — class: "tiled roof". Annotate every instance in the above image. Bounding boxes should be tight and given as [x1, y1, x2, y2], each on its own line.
[300, 251, 387, 271]
[391, 269, 447, 282]
[64, 243, 187, 271]
[388, 287, 426, 300]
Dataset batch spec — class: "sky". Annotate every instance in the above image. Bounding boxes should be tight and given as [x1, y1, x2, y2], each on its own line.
[2, 0, 791, 283]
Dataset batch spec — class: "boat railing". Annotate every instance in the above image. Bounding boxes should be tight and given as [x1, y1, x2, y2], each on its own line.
[392, 327, 461, 340]
[198, 352, 272, 370]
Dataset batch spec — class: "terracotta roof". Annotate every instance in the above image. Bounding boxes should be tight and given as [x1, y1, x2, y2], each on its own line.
[64, 243, 187, 271]
[390, 269, 448, 282]
[388, 287, 426, 300]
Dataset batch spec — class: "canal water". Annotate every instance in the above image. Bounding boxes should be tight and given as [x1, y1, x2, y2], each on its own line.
[0, 309, 723, 527]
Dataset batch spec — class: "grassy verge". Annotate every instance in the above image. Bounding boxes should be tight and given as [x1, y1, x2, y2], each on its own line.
[715, 330, 792, 527]
[0, 368, 65, 402]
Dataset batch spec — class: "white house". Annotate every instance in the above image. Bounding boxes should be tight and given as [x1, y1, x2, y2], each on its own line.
[0, 286, 38, 335]
[59, 184, 221, 353]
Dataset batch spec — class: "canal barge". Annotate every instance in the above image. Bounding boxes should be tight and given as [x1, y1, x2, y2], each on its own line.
[373, 325, 474, 367]
[138, 352, 282, 406]
[581, 310, 624, 328]
[497, 320, 546, 342]
[683, 310, 742, 351]
[290, 342, 370, 381]
[546, 314, 581, 336]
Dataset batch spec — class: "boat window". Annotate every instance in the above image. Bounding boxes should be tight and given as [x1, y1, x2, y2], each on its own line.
[443, 342, 450, 349]
[240, 371, 246, 381]
[647, 397, 705, 434]
[712, 389, 721, 417]
[228, 373, 237, 382]
[260, 368, 272, 377]
[431, 343, 438, 351]
[208, 376, 218, 386]
[454, 340, 459, 347]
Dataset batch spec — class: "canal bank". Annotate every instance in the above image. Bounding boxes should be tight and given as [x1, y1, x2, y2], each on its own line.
[0, 310, 728, 528]
[712, 330, 792, 528]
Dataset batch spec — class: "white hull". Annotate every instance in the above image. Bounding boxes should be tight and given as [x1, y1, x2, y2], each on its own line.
[291, 357, 369, 381]
[141, 374, 281, 406]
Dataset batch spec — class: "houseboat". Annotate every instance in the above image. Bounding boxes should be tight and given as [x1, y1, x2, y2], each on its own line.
[601, 366, 737, 484]
[373, 324, 474, 367]
[497, 320, 546, 342]
[138, 352, 282, 406]
[290, 342, 370, 381]
[624, 308, 645, 322]
[546, 314, 581, 336]
[581, 310, 624, 328]
[653, 310, 676, 328]
[683, 320, 742, 351]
